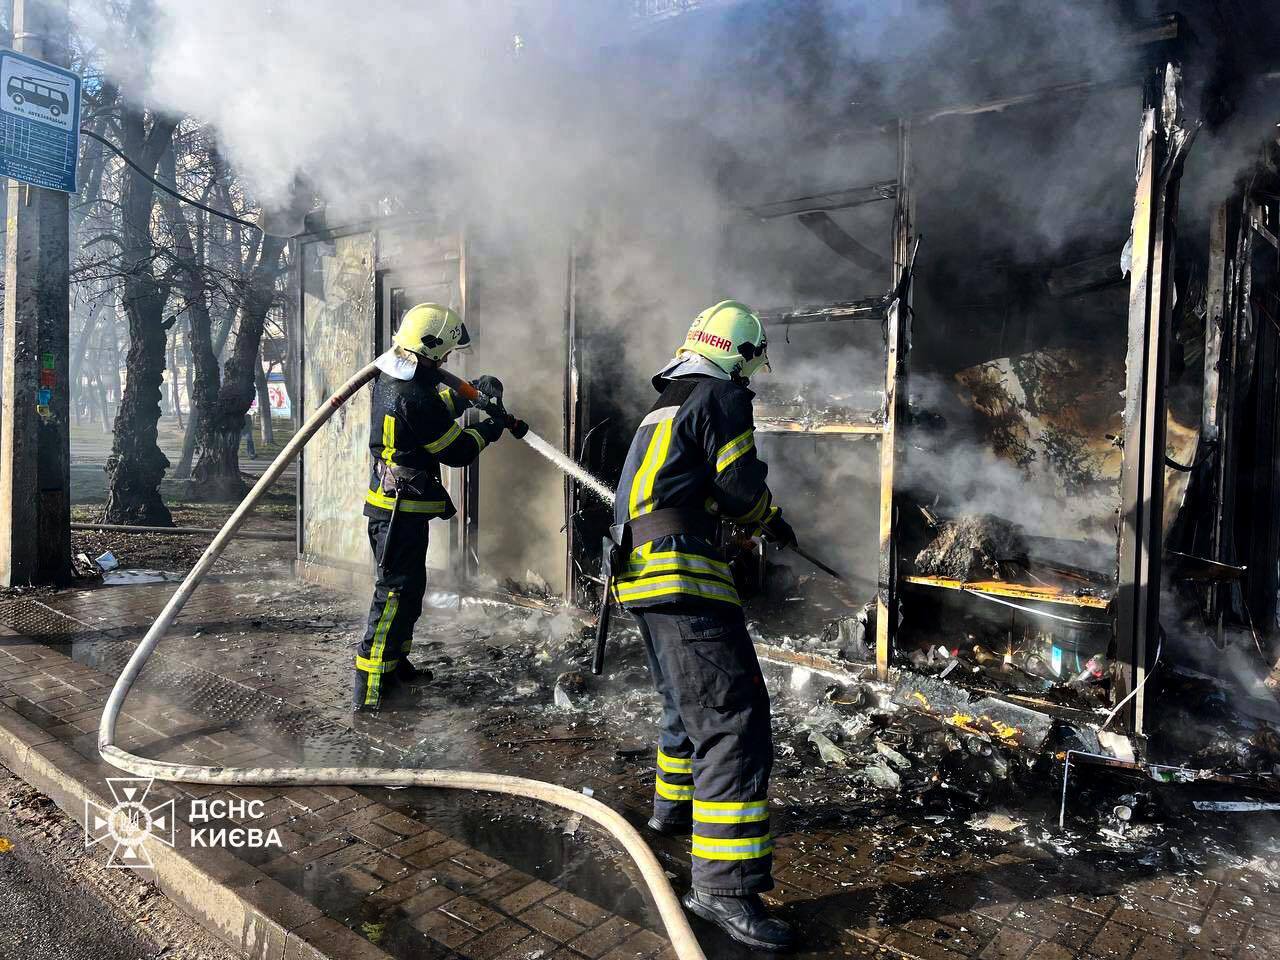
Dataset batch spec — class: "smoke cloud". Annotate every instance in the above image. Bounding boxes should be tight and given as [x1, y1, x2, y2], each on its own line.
[68, 1, 1279, 591]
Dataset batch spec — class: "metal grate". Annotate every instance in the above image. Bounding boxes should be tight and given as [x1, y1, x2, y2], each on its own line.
[0, 598, 99, 643]
[0, 598, 402, 769]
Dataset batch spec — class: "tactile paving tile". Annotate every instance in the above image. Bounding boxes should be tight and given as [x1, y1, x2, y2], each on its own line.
[0, 597, 98, 643]
[2, 598, 401, 769]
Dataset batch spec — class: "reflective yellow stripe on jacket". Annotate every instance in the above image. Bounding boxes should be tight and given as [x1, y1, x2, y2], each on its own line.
[364, 490, 449, 514]
[622, 547, 734, 582]
[367, 413, 450, 515]
[611, 540, 740, 606]
[425, 422, 463, 454]
[381, 415, 396, 466]
[716, 428, 754, 473]
[627, 407, 678, 518]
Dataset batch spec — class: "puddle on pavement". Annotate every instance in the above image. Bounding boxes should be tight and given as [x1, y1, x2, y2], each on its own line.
[269, 788, 662, 960]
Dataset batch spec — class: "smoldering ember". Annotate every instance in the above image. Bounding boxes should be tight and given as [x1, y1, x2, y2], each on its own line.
[6, 2, 1280, 959]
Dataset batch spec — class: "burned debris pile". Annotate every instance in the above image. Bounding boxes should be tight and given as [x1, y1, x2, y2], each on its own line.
[914, 515, 1028, 582]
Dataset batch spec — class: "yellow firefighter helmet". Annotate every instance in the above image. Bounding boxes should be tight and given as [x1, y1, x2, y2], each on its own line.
[678, 299, 769, 381]
[393, 303, 471, 361]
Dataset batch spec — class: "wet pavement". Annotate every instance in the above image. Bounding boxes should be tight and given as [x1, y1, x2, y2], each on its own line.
[2, 573, 1280, 959]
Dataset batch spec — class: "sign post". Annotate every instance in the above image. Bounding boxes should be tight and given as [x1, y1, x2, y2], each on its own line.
[0, 0, 75, 586]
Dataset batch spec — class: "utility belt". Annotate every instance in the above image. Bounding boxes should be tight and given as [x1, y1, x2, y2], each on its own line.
[373, 461, 437, 500]
[606, 507, 717, 557]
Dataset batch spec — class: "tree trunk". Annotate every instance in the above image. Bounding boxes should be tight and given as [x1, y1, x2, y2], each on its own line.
[157, 150, 226, 488]
[175, 295, 233, 479]
[86, 347, 104, 425]
[183, 338, 194, 439]
[191, 233, 287, 501]
[255, 356, 274, 447]
[70, 298, 102, 382]
[104, 284, 172, 524]
[102, 110, 179, 526]
[70, 299, 105, 427]
[96, 337, 112, 432]
[87, 366, 102, 426]
[105, 312, 122, 434]
[280, 321, 299, 432]
[167, 325, 183, 427]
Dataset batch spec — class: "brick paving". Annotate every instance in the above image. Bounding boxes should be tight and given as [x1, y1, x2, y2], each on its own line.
[2, 580, 1280, 960]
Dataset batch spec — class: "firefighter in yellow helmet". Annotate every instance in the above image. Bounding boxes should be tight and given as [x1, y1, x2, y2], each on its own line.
[354, 304, 507, 712]
[610, 300, 796, 950]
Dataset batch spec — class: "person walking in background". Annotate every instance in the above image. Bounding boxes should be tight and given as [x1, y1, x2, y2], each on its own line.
[241, 413, 257, 459]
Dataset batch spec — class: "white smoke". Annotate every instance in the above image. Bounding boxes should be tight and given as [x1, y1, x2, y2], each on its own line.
[68, 0, 1268, 591]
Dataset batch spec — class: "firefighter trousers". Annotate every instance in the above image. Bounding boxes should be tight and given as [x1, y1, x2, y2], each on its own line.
[631, 603, 774, 896]
[354, 512, 430, 710]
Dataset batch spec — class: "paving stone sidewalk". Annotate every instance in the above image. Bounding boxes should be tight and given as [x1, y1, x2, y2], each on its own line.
[0, 581, 1278, 960]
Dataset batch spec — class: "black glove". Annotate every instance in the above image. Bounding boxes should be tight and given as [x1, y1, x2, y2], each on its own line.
[473, 418, 506, 444]
[761, 511, 797, 549]
[472, 375, 504, 401]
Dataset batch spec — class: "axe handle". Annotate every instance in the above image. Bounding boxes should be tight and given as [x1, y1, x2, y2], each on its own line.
[592, 590, 611, 676]
[786, 543, 845, 582]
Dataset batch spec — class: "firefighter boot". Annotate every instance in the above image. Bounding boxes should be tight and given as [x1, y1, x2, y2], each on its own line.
[646, 813, 692, 837]
[681, 890, 795, 952]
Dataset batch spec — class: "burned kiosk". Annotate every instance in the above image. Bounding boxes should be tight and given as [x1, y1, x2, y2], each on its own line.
[292, 2, 1280, 771]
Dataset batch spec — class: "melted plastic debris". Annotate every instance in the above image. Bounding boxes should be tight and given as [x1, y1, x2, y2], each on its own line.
[861, 760, 902, 792]
[808, 730, 851, 766]
[967, 809, 1026, 832]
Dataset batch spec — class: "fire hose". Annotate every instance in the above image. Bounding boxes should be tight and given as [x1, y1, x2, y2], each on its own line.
[97, 360, 707, 960]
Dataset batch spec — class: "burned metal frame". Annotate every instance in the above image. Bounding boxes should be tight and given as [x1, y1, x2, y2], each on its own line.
[1203, 192, 1259, 647]
[559, 125, 916, 637]
[1114, 64, 1197, 736]
[743, 180, 898, 220]
[1245, 197, 1280, 630]
[757, 298, 889, 327]
[874, 119, 914, 680]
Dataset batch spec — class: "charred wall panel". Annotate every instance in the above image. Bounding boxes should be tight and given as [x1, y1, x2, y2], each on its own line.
[299, 232, 376, 579]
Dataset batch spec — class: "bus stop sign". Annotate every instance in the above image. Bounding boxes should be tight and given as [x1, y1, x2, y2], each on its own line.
[0, 49, 80, 193]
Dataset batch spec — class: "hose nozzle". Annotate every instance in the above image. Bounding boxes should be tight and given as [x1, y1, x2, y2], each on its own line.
[431, 370, 530, 440]
[474, 393, 528, 439]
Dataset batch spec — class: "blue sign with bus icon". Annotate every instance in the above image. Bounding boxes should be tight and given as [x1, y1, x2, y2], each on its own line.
[0, 49, 81, 193]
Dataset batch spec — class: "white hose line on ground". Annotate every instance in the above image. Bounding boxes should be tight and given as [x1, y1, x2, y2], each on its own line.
[97, 361, 706, 960]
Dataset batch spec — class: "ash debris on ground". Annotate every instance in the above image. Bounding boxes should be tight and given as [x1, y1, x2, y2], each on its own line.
[181, 574, 1280, 917]
[915, 515, 1028, 581]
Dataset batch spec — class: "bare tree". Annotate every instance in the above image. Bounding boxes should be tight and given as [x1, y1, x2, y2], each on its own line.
[101, 102, 179, 525]
[190, 233, 287, 501]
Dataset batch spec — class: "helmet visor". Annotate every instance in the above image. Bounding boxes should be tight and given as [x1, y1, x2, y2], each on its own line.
[738, 339, 770, 379]
[455, 322, 473, 351]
